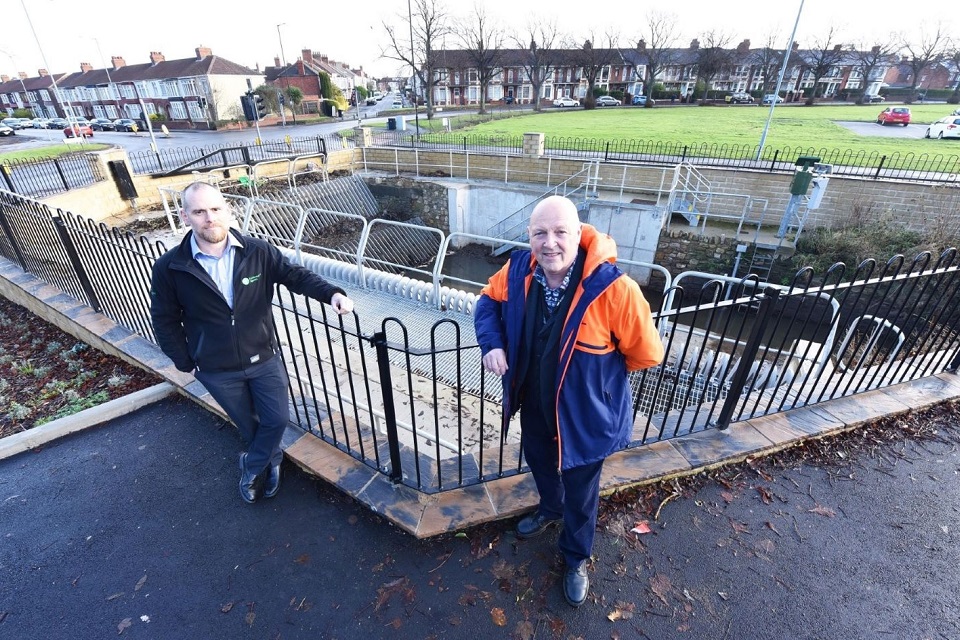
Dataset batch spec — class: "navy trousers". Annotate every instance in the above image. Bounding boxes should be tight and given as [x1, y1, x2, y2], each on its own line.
[195, 355, 289, 475]
[520, 403, 604, 567]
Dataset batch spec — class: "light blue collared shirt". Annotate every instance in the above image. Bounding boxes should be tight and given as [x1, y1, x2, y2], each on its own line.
[191, 233, 244, 309]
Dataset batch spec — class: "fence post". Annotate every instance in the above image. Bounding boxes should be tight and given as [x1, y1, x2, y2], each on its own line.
[51, 215, 103, 312]
[604, 141, 610, 162]
[0, 163, 15, 193]
[714, 287, 781, 429]
[53, 158, 70, 192]
[681, 145, 688, 163]
[371, 330, 403, 483]
[874, 156, 887, 180]
[768, 149, 780, 172]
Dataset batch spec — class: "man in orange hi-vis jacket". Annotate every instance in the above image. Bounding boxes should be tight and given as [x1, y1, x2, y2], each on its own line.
[474, 195, 663, 607]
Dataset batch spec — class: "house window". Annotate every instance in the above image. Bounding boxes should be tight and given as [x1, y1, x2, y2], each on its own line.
[187, 100, 204, 120]
[121, 84, 135, 99]
[40, 90, 50, 101]
[169, 100, 188, 120]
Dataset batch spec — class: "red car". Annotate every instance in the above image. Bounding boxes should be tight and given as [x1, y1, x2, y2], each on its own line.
[64, 124, 94, 138]
[877, 107, 911, 127]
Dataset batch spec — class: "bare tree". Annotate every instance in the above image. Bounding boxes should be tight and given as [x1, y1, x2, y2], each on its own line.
[850, 38, 898, 103]
[568, 31, 620, 109]
[457, 4, 504, 114]
[382, 0, 452, 119]
[799, 28, 846, 104]
[900, 25, 947, 102]
[510, 21, 561, 111]
[751, 33, 787, 95]
[944, 40, 960, 104]
[693, 30, 735, 101]
[636, 11, 680, 105]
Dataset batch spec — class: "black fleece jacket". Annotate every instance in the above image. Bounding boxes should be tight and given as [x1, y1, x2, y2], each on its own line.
[150, 229, 345, 373]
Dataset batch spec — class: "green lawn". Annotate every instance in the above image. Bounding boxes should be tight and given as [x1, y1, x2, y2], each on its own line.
[444, 103, 960, 162]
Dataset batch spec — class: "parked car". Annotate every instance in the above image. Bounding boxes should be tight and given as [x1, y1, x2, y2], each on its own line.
[113, 118, 143, 132]
[0, 124, 14, 137]
[632, 95, 655, 106]
[391, 99, 403, 108]
[1, 117, 25, 130]
[595, 95, 621, 106]
[864, 94, 885, 103]
[761, 94, 784, 104]
[552, 96, 579, 107]
[89, 117, 116, 131]
[726, 93, 754, 104]
[877, 106, 911, 126]
[47, 118, 69, 129]
[63, 123, 93, 138]
[925, 116, 960, 139]
[504, 95, 514, 104]
[30, 118, 50, 129]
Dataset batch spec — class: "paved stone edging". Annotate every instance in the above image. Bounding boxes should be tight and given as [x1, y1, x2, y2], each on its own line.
[0, 382, 175, 461]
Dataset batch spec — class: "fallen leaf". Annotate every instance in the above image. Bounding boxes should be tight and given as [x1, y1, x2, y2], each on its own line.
[386, 618, 402, 630]
[134, 575, 147, 592]
[106, 592, 124, 602]
[630, 521, 652, 535]
[730, 519, 750, 534]
[720, 490, 735, 503]
[808, 505, 836, 517]
[245, 612, 256, 626]
[220, 602, 234, 613]
[649, 573, 672, 606]
[117, 618, 132, 634]
[765, 521, 781, 536]
[514, 620, 534, 639]
[490, 607, 507, 626]
[756, 486, 772, 504]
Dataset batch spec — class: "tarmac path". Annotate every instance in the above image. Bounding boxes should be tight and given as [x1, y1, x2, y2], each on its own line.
[1, 395, 959, 639]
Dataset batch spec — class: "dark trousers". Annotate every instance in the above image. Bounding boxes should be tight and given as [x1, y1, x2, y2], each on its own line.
[195, 355, 289, 475]
[520, 401, 604, 567]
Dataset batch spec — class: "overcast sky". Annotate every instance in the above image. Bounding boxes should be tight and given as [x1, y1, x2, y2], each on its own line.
[3, 0, 954, 81]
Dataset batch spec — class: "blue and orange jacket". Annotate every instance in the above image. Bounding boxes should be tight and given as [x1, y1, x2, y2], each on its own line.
[474, 224, 664, 471]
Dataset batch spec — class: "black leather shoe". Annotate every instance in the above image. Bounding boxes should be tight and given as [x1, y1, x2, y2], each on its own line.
[563, 560, 589, 607]
[263, 464, 281, 499]
[515, 512, 561, 539]
[238, 453, 258, 504]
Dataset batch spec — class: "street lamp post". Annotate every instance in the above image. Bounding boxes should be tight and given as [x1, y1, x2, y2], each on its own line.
[276, 23, 294, 126]
[407, 0, 420, 138]
[756, 0, 805, 160]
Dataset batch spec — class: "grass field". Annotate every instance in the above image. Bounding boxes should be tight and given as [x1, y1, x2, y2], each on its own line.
[0, 142, 110, 162]
[444, 103, 960, 161]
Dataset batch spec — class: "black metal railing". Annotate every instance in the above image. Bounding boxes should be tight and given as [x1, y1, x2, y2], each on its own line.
[128, 135, 331, 175]
[3, 186, 960, 495]
[0, 154, 105, 198]
[370, 131, 960, 184]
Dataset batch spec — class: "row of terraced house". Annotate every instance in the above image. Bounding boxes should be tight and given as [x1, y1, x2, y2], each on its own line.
[423, 39, 959, 106]
[2, 38, 958, 130]
[0, 46, 374, 130]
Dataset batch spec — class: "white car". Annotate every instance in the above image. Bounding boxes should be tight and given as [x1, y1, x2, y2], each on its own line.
[595, 96, 621, 106]
[761, 94, 784, 104]
[552, 96, 580, 107]
[925, 116, 960, 139]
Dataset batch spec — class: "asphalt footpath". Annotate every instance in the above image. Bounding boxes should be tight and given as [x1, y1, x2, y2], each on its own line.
[1, 395, 959, 639]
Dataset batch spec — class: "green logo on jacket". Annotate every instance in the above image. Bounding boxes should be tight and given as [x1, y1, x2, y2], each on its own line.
[241, 274, 261, 286]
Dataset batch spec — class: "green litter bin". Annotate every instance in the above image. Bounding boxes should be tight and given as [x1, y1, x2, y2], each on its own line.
[387, 117, 397, 131]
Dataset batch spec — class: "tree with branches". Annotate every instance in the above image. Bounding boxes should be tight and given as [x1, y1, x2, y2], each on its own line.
[457, 4, 504, 114]
[799, 28, 846, 104]
[382, 0, 452, 119]
[900, 25, 947, 102]
[510, 21, 561, 111]
[568, 32, 620, 109]
[850, 38, 898, 103]
[693, 30, 735, 101]
[943, 40, 960, 104]
[636, 11, 680, 105]
[751, 33, 787, 95]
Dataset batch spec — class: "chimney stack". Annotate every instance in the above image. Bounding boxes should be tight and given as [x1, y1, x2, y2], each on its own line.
[111, 56, 126, 69]
[80, 62, 93, 73]
[195, 46, 212, 60]
[149, 51, 165, 65]
[38, 69, 48, 77]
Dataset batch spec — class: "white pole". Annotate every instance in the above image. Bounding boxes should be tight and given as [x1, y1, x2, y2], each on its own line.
[756, 0, 805, 161]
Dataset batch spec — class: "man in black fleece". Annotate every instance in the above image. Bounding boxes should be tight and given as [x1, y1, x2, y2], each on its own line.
[150, 182, 354, 503]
